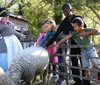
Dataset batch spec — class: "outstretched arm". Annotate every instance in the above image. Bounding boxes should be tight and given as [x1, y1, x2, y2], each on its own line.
[79, 29, 98, 37]
[39, 31, 55, 46]
[55, 35, 72, 48]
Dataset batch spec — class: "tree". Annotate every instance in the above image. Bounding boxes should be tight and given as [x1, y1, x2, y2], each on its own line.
[1, 0, 54, 38]
[1, 0, 100, 43]
[53, 0, 64, 24]
[23, 0, 54, 37]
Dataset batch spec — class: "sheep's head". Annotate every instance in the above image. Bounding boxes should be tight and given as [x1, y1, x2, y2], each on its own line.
[0, 74, 17, 85]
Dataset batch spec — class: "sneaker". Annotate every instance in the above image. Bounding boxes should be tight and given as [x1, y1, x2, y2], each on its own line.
[56, 78, 65, 85]
[51, 75, 59, 81]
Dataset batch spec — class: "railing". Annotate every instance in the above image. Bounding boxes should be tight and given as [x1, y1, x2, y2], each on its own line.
[20, 33, 100, 85]
[49, 43, 100, 85]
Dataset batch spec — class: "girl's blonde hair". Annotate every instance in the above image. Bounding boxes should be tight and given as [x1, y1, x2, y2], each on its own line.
[42, 17, 57, 31]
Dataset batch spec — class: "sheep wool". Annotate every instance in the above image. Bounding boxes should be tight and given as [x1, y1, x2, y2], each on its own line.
[0, 46, 49, 85]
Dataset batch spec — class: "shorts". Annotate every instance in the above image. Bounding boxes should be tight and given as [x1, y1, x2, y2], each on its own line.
[81, 46, 100, 67]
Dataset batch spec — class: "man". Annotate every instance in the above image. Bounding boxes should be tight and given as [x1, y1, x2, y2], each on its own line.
[45, 3, 92, 85]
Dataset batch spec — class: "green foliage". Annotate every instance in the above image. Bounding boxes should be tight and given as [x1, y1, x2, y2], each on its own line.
[86, 0, 100, 3]
[23, 0, 54, 37]
[1, 0, 100, 44]
[53, 0, 65, 24]
[0, 1, 2, 6]
[70, 0, 85, 10]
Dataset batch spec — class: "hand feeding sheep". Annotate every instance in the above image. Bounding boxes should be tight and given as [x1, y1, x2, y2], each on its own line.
[0, 46, 49, 85]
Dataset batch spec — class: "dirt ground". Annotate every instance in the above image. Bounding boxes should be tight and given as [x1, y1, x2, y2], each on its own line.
[33, 77, 100, 85]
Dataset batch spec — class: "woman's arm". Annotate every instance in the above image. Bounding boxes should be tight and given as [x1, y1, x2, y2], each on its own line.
[14, 31, 26, 39]
[9, 21, 26, 39]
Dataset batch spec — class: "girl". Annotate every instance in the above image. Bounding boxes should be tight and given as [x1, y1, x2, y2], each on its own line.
[38, 18, 58, 80]
[36, 20, 49, 46]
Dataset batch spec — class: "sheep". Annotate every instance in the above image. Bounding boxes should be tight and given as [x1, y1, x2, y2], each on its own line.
[0, 46, 49, 85]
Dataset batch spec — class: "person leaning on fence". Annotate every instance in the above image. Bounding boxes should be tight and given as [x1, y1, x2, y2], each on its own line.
[0, 7, 24, 72]
[38, 18, 58, 80]
[55, 17, 100, 84]
[44, 3, 91, 85]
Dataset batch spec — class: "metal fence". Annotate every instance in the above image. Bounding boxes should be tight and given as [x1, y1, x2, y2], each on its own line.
[49, 43, 100, 85]
[20, 34, 100, 85]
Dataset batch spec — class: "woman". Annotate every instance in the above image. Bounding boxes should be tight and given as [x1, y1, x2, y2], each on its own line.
[0, 7, 23, 72]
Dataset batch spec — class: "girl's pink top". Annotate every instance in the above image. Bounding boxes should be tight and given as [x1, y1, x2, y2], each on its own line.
[36, 32, 46, 45]
[37, 32, 58, 63]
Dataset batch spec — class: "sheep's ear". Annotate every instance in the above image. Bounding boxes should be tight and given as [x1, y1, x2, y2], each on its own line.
[0, 67, 5, 76]
[17, 79, 24, 84]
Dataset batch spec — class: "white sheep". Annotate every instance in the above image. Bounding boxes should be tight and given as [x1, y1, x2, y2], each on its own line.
[0, 46, 49, 85]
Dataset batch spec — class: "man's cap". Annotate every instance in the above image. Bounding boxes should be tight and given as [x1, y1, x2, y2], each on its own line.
[0, 7, 9, 17]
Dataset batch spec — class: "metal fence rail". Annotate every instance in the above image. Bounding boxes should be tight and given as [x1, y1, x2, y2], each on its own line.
[19, 34, 100, 85]
[49, 44, 100, 85]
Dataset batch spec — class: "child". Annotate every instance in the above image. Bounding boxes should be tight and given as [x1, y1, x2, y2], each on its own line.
[36, 20, 49, 46]
[38, 18, 58, 80]
[55, 17, 100, 79]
